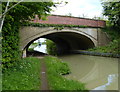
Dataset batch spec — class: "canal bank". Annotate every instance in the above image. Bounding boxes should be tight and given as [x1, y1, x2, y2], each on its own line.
[59, 54, 118, 90]
[28, 44, 119, 90]
[70, 50, 120, 58]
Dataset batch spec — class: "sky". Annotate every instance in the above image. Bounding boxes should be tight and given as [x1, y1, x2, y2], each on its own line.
[51, 0, 103, 18]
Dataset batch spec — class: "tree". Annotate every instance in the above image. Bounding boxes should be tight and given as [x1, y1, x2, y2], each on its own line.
[2, 2, 55, 69]
[102, 2, 120, 28]
[2, 2, 54, 22]
[0, 0, 24, 31]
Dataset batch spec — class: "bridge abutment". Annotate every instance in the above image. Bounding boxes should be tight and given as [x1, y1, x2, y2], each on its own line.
[97, 29, 111, 46]
[22, 48, 27, 58]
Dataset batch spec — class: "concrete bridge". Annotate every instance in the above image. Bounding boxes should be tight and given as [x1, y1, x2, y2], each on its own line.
[19, 15, 110, 56]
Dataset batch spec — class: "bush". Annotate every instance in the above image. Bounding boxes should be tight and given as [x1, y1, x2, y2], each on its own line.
[88, 39, 120, 54]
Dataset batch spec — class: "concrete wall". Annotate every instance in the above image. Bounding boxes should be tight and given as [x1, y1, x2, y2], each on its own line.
[97, 29, 111, 46]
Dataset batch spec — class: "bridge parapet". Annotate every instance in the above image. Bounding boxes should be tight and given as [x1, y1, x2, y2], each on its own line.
[33, 15, 106, 28]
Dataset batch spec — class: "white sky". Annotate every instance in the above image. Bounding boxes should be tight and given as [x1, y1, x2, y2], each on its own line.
[34, 38, 45, 43]
[51, 0, 103, 18]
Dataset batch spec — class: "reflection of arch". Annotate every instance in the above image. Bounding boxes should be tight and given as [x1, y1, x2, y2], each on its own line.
[21, 28, 97, 51]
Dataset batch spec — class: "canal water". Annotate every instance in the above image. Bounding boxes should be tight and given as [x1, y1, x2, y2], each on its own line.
[59, 54, 118, 90]
[33, 43, 118, 90]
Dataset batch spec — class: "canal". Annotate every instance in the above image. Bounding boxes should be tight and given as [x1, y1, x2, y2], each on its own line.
[59, 54, 118, 90]
[33, 42, 118, 90]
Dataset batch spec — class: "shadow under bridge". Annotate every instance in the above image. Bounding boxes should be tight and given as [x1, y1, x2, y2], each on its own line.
[42, 32, 95, 54]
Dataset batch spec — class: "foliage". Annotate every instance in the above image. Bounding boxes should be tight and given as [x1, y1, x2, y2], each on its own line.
[101, 26, 119, 41]
[28, 48, 34, 52]
[93, 24, 120, 54]
[88, 39, 120, 54]
[2, 2, 54, 22]
[41, 41, 46, 45]
[102, 2, 120, 29]
[2, 2, 54, 69]
[2, 21, 21, 69]
[30, 42, 38, 46]
[45, 56, 87, 90]
[91, 1, 120, 55]
[0, 31, 2, 53]
[46, 39, 57, 55]
[2, 57, 41, 90]
[23, 22, 90, 28]
[28, 42, 38, 51]
[88, 26, 120, 54]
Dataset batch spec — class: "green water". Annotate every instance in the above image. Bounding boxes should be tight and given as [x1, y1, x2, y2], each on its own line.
[59, 54, 118, 90]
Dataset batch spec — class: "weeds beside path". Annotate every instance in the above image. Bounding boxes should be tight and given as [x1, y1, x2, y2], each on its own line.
[2, 57, 41, 90]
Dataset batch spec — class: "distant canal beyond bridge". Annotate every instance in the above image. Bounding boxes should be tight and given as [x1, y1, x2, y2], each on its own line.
[59, 54, 118, 90]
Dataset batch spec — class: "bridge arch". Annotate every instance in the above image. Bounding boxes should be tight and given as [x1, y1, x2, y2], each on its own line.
[20, 26, 97, 55]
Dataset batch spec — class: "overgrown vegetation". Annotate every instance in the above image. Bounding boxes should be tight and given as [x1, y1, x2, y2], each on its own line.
[23, 22, 93, 28]
[88, 2, 120, 54]
[88, 26, 120, 54]
[45, 56, 87, 90]
[2, 21, 21, 70]
[102, 26, 120, 41]
[46, 39, 57, 55]
[89, 39, 119, 54]
[2, 2, 54, 70]
[2, 57, 41, 90]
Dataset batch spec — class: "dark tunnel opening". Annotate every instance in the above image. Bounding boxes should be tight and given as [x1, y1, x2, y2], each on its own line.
[25, 32, 95, 56]
[42, 32, 95, 54]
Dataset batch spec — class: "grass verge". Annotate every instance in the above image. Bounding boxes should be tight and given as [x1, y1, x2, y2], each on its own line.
[2, 57, 41, 90]
[45, 56, 87, 90]
[88, 39, 120, 54]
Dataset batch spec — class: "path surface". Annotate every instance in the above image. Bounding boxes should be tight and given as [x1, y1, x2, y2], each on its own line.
[27, 51, 49, 90]
[39, 58, 49, 90]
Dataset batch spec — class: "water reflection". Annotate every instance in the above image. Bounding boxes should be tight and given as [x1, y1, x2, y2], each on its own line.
[34, 45, 47, 53]
[93, 74, 118, 90]
[59, 54, 118, 90]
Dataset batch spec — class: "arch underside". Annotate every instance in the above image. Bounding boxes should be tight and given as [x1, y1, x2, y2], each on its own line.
[25, 31, 96, 54]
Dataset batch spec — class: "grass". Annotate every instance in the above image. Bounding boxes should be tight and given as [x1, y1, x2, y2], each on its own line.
[45, 56, 87, 90]
[2, 56, 88, 91]
[88, 39, 120, 54]
[2, 57, 41, 90]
